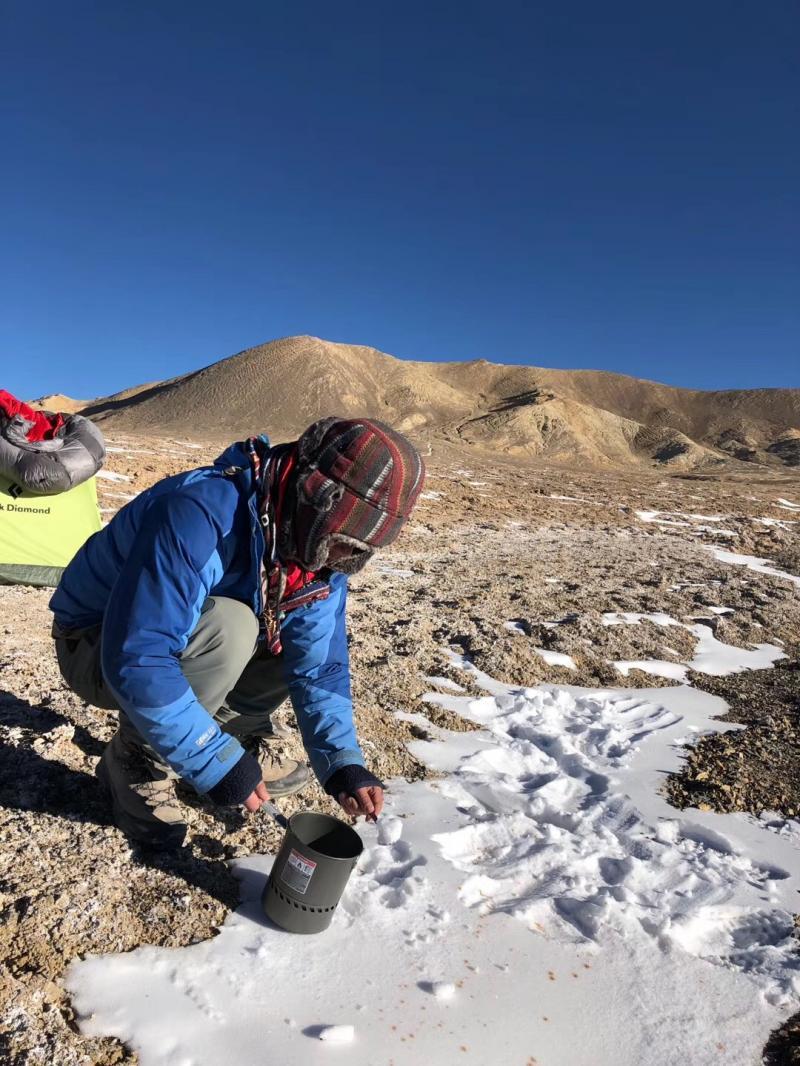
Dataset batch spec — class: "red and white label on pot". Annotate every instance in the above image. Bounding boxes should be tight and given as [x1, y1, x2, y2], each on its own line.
[281, 849, 317, 895]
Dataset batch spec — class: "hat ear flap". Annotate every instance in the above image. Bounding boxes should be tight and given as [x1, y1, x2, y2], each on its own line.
[326, 536, 374, 574]
[305, 533, 334, 571]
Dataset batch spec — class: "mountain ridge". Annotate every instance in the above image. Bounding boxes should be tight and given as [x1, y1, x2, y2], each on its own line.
[75, 335, 800, 469]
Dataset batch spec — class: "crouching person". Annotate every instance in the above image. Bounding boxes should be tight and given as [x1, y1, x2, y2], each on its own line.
[49, 417, 424, 848]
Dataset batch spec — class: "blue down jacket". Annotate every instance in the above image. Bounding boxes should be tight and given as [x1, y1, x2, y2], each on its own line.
[49, 441, 364, 794]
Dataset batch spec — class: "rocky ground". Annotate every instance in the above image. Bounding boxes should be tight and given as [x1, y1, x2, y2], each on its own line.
[1, 432, 799, 1064]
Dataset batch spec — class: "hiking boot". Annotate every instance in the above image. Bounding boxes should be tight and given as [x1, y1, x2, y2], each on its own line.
[242, 736, 311, 798]
[96, 732, 188, 848]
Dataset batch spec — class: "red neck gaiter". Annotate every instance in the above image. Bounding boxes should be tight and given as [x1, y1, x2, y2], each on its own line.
[272, 451, 316, 598]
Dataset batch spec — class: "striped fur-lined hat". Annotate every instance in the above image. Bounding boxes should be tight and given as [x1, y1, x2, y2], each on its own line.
[283, 417, 425, 573]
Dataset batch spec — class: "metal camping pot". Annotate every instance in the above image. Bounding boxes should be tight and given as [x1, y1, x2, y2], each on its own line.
[262, 811, 363, 934]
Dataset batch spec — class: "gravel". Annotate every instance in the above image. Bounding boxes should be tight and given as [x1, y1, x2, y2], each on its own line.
[1, 433, 798, 1064]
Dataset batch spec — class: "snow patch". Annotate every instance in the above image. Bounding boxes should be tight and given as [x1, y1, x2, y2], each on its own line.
[614, 660, 689, 681]
[754, 518, 797, 529]
[708, 548, 800, 590]
[602, 612, 679, 628]
[534, 648, 577, 670]
[104, 446, 158, 455]
[549, 494, 600, 505]
[635, 510, 691, 528]
[688, 623, 786, 675]
[66, 677, 800, 1065]
[422, 682, 800, 1009]
[422, 676, 464, 693]
[95, 469, 131, 483]
[605, 612, 785, 677]
[634, 510, 737, 538]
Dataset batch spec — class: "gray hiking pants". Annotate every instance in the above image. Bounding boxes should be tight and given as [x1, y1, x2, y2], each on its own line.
[53, 597, 290, 763]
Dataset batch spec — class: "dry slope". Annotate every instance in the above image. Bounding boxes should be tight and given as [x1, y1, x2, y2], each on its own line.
[77, 335, 800, 469]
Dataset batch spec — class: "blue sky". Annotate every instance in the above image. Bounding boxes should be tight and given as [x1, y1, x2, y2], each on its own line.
[1, 1, 798, 399]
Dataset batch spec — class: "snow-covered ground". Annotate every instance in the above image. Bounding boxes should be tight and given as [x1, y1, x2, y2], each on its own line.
[611, 616, 786, 681]
[533, 647, 577, 670]
[708, 548, 800, 590]
[506, 606, 788, 683]
[95, 469, 132, 482]
[67, 661, 800, 1065]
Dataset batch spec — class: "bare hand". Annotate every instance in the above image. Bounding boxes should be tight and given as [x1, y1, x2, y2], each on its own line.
[337, 786, 384, 822]
[243, 781, 271, 812]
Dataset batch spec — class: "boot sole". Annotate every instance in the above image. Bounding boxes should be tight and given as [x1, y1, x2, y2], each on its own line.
[263, 768, 311, 798]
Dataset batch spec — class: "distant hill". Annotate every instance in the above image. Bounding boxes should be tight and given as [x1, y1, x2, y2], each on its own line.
[79, 336, 800, 469]
[29, 394, 89, 414]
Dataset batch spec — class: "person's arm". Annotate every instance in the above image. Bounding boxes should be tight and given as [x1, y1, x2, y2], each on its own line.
[280, 572, 384, 818]
[100, 494, 261, 805]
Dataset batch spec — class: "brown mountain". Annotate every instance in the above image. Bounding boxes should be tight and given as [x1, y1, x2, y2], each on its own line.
[79, 335, 800, 469]
[29, 393, 89, 414]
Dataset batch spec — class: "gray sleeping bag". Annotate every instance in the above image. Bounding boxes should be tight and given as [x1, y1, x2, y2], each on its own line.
[0, 412, 106, 494]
